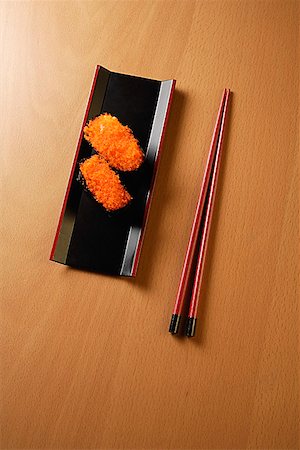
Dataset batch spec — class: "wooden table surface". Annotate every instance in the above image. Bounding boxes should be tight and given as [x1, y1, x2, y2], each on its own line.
[1, 1, 298, 449]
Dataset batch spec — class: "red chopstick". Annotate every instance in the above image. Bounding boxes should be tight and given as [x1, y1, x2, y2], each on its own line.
[169, 89, 230, 336]
[186, 89, 230, 336]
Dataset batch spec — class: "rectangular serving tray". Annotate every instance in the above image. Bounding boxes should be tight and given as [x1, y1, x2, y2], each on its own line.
[50, 66, 175, 276]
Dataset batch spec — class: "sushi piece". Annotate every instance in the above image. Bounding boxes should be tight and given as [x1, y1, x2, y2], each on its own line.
[83, 114, 144, 171]
[79, 155, 132, 211]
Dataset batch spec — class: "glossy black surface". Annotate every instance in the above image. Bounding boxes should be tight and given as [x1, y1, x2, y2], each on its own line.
[53, 67, 163, 275]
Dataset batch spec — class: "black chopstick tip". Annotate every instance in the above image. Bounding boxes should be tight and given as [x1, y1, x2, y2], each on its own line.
[186, 317, 197, 337]
[169, 314, 181, 334]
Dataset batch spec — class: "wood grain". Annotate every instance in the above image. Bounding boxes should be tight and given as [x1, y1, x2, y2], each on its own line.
[0, 1, 298, 449]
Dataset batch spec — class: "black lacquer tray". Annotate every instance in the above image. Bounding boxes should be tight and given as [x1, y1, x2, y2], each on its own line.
[50, 66, 175, 276]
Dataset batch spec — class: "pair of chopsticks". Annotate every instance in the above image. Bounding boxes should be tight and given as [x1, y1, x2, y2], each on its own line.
[169, 89, 231, 337]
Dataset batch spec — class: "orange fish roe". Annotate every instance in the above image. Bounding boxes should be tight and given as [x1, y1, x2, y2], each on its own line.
[80, 155, 132, 211]
[83, 114, 144, 171]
